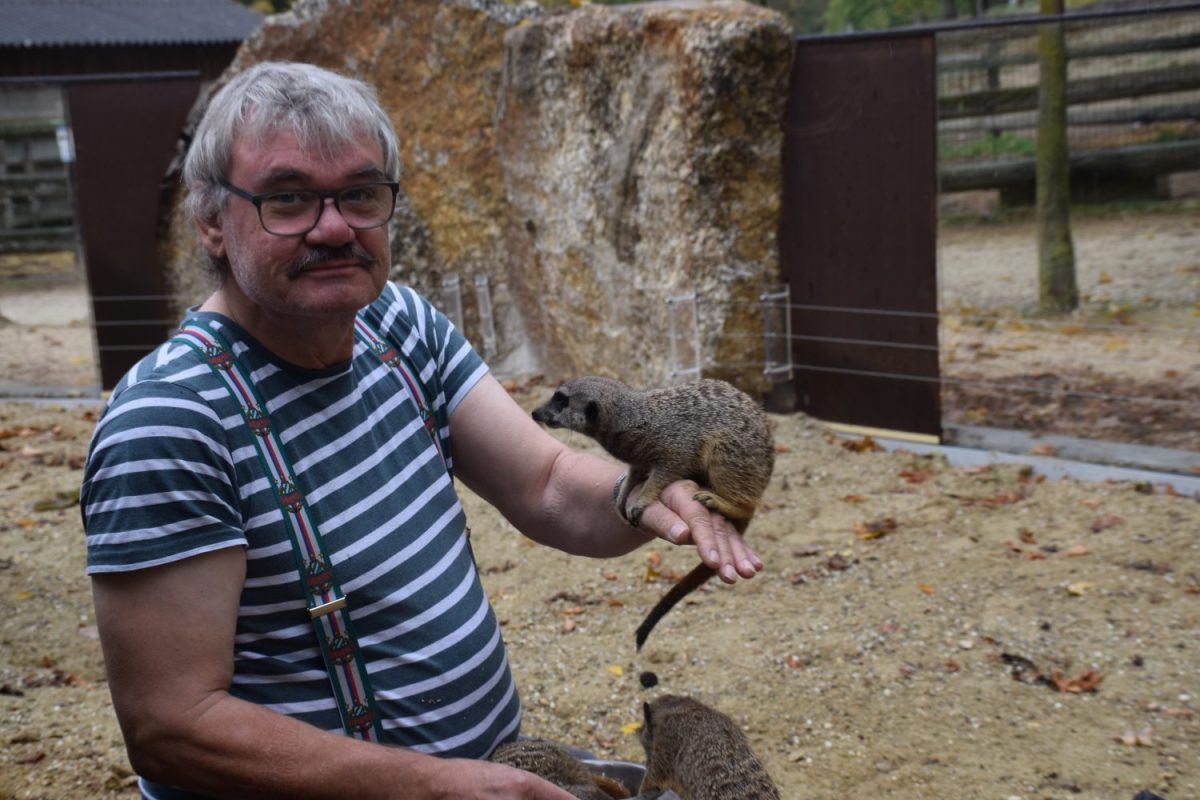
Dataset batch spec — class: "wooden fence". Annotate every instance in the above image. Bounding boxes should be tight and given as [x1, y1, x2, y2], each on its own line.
[0, 119, 74, 251]
[936, 6, 1200, 199]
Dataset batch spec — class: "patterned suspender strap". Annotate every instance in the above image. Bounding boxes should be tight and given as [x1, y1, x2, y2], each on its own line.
[172, 318, 384, 743]
[352, 314, 448, 472]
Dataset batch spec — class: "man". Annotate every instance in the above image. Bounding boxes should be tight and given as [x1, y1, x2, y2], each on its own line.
[81, 62, 763, 799]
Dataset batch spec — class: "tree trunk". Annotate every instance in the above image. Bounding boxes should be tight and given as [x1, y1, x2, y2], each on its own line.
[1036, 0, 1078, 313]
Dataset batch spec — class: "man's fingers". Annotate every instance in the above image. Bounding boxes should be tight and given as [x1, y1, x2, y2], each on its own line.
[648, 481, 764, 583]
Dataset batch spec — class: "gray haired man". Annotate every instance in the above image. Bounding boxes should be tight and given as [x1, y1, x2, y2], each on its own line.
[81, 61, 762, 799]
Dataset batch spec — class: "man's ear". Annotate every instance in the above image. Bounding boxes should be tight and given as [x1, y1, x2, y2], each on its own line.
[195, 211, 226, 260]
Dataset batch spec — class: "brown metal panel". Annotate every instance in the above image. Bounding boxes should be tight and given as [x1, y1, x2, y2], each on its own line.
[779, 34, 941, 437]
[65, 76, 200, 388]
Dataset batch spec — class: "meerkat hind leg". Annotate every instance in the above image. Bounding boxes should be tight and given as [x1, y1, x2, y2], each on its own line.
[692, 489, 753, 525]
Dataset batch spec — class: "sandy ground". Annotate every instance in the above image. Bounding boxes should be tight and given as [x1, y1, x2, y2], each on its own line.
[1, 209, 1198, 799]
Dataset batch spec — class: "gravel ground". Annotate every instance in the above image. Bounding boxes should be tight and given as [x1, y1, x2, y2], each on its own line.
[1, 209, 1198, 799]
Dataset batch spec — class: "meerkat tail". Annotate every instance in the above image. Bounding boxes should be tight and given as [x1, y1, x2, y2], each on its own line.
[635, 562, 716, 651]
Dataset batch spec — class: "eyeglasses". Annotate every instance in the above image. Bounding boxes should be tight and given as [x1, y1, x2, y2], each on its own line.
[218, 178, 400, 236]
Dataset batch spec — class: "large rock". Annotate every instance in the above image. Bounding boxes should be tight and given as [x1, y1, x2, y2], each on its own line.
[160, 0, 793, 390]
[496, 0, 793, 389]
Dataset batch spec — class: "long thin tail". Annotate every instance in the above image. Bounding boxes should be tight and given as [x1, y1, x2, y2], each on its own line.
[635, 562, 715, 651]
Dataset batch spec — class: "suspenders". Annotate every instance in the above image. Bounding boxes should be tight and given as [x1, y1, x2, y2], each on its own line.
[173, 313, 446, 741]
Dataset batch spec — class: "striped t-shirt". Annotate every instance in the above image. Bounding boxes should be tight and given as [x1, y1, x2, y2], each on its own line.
[80, 283, 521, 788]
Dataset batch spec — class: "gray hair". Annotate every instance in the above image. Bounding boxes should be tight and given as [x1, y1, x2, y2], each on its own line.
[183, 61, 401, 226]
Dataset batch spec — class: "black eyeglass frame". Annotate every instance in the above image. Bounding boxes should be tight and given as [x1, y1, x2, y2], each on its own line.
[217, 177, 400, 236]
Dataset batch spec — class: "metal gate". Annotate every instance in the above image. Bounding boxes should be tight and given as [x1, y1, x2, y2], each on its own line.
[65, 73, 201, 389]
[779, 33, 942, 438]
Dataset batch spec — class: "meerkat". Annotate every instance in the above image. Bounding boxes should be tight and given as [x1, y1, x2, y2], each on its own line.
[489, 739, 631, 799]
[638, 694, 780, 800]
[531, 376, 774, 649]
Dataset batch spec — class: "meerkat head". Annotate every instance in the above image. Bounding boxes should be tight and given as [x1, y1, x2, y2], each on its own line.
[531, 376, 625, 437]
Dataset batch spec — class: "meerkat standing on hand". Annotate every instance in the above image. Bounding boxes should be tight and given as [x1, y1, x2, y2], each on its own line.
[531, 376, 774, 649]
[638, 694, 780, 800]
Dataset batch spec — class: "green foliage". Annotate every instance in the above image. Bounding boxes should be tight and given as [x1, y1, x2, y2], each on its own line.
[232, 0, 293, 13]
[823, 0, 970, 32]
[762, 0, 830, 34]
[941, 131, 1036, 160]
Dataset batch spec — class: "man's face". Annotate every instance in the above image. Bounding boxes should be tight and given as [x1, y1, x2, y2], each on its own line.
[201, 126, 392, 320]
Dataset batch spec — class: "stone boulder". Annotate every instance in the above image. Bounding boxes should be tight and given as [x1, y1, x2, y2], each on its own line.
[160, 0, 793, 390]
[496, 0, 793, 389]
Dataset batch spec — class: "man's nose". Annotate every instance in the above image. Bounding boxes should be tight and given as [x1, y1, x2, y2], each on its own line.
[305, 197, 355, 246]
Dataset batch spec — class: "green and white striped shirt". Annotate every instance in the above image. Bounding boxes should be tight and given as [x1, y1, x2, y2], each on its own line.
[81, 283, 520, 794]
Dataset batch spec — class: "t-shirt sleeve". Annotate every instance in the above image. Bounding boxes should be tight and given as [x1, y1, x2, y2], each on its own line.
[80, 380, 247, 574]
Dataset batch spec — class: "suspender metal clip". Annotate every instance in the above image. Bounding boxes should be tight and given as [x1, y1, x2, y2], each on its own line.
[308, 596, 348, 619]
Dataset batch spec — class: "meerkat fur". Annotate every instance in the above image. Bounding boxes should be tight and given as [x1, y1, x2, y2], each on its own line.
[531, 376, 774, 649]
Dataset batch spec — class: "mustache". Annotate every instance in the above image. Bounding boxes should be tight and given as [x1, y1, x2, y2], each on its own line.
[287, 244, 378, 279]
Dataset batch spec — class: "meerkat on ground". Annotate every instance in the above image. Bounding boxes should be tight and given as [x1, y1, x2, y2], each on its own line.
[638, 694, 780, 800]
[531, 376, 774, 649]
[489, 739, 631, 799]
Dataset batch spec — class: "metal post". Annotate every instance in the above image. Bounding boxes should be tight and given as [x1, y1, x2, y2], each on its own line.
[440, 273, 463, 331]
[666, 293, 701, 383]
[760, 283, 793, 382]
[472, 274, 498, 360]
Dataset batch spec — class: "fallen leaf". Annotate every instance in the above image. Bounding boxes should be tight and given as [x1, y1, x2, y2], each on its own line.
[1066, 581, 1093, 596]
[13, 519, 39, 528]
[917, 583, 935, 595]
[1030, 443, 1058, 456]
[606, 665, 624, 677]
[840, 436, 882, 453]
[1161, 707, 1195, 718]
[1103, 336, 1128, 351]
[840, 493, 867, 503]
[1116, 727, 1152, 746]
[562, 606, 585, 616]
[1064, 544, 1090, 557]
[645, 551, 662, 569]
[1019, 529, 1037, 545]
[560, 618, 577, 634]
[1051, 671, 1104, 695]
[1090, 515, 1123, 532]
[605, 597, 624, 607]
[855, 517, 897, 540]
[621, 721, 642, 736]
[824, 555, 852, 572]
[899, 468, 931, 484]
[785, 655, 804, 669]
[32, 490, 77, 512]
[793, 544, 823, 558]
[773, 443, 791, 454]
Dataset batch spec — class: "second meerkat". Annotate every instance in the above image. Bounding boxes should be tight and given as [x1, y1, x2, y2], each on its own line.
[531, 376, 774, 649]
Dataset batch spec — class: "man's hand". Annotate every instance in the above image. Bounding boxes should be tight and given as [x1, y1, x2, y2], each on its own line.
[427, 760, 581, 799]
[631, 479, 765, 584]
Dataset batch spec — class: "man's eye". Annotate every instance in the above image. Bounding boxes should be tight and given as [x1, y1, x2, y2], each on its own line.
[267, 192, 310, 206]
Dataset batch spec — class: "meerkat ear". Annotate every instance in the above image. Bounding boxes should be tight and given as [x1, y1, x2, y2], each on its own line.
[642, 701, 653, 728]
[585, 400, 600, 427]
